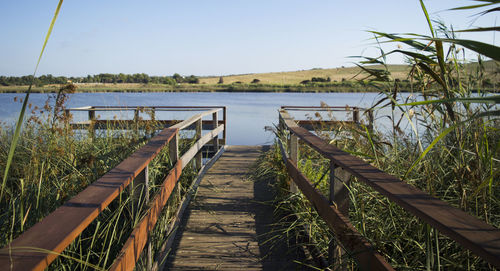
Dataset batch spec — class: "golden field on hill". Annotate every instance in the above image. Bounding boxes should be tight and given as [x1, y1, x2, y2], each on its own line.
[200, 65, 411, 84]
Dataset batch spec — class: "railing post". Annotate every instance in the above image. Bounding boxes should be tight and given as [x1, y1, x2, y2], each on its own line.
[288, 134, 299, 193]
[278, 109, 285, 132]
[328, 160, 351, 268]
[169, 132, 179, 164]
[150, 107, 155, 121]
[130, 165, 152, 270]
[222, 107, 227, 145]
[212, 111, 219, 154]
[134, 107, 140, 122]
[88, 108, 96, 139]
[196, 118, 203, 170]
[367, 109, 374, 130]
[64, 109, 70, 131]
[353, 108, 360, 124]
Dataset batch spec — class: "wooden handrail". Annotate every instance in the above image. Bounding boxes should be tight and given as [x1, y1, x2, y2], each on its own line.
[67, 106, 227, 145]
[0, 128, 178, 270]
[170, 109, 220, 130]
[279, 109, 500, 268]
[0, 107, 226, 271]
[70, 120, 224, 129]
[281, 105, 366, 112]
[67, 106, 226, 111]
[110, 161, 183, 271]
[277, 139, 393, 270]
[110, 124, 225, 271]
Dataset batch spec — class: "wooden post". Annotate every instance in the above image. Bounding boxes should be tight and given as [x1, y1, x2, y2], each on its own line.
[169, 133, 179, 164]
[64, 109, 70, 132]
[278, 109, 286, 133]
[212, 111, 219, 155]
[130, 165, 151, 270]
[150, 107, 155, 121]
[134, 108, 140, 122]
[88, 109, 96, 139]
[88, 109, 95, 122]
[196, 118, 202, 170]
[288, 134, 299, 193]
[353, 108, 360, 124]
[222, 107, 227, 145]
[368, 109, 374, 130]
[328, 160, 351, 268]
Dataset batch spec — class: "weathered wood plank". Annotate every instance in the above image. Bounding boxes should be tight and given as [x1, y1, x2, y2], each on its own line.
[153, 146, 226, 271]
[167, 146, 307, 271]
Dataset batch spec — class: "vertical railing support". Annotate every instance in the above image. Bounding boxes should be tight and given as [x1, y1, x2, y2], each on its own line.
[64, 109, 70, 132]
[353, 108, 360, 124]
[196, 118, 203, 170]
[88, 109, 95, 122]
[288, 134, 299, 193]
[130, 165, 151, 270]
[222, 107, 227, 145]
[88, 108, 96, 139]
[150, 107, 155, 121]
[367, 109, 374, 130]
[212, 111, 219, 154]
[169, 133, 179, 164]
[134, 107, 140, 122]
[328, 161, 351, 268]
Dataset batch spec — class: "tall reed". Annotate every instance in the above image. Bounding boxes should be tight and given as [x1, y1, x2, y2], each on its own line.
[258, 1, 499, 270]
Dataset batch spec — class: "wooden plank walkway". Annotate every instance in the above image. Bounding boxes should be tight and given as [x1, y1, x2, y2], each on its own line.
[166, 145, 309, 271]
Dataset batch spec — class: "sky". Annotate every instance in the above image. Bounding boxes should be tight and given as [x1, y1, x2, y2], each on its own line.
[0, 0, 497, 77]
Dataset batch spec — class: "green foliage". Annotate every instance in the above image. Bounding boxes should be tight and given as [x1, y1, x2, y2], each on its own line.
[0, 73, 180, 86]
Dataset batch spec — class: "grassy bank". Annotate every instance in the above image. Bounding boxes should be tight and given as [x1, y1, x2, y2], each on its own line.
[1, 61, 497, 93]
[0, 81, 398, 93]
[2, 82, 498, 94]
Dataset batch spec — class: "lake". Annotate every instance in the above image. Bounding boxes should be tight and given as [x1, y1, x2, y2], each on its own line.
[0, 92, 388, 145]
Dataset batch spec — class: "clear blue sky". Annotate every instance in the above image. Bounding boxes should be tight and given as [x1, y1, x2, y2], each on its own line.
[0, 0, 497, 77]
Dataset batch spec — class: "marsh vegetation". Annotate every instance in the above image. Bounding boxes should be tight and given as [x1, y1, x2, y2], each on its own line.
[255, 1, 500, 270]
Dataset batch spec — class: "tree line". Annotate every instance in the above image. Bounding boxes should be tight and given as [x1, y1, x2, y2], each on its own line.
[0, 73, 200, 86]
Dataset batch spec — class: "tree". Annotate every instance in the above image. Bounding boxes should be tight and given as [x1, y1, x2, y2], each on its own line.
[173, 73, 183, 83]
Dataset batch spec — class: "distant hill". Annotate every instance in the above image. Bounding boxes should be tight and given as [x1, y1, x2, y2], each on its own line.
[200, 65, 411, 85]
[200, 61, 498, 85]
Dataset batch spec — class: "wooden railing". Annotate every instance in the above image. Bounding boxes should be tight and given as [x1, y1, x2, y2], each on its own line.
[281, 105, 373, 130]
[278, 108, 500, 270]
[0, 107, 226, 271]
[65, 106, 227, 145]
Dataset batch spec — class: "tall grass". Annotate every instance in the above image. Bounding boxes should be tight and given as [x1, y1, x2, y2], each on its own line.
[0, 89, 202, 269]
[257, 1, 499, 270]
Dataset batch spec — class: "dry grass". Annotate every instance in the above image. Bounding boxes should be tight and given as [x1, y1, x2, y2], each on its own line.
[200, 65, 411, 84]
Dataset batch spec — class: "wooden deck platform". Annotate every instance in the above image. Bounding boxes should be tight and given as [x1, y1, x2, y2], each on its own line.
[166, 145, 308, 271]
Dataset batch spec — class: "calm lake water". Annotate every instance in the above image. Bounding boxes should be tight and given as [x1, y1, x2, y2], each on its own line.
[0, 92, 387, 145]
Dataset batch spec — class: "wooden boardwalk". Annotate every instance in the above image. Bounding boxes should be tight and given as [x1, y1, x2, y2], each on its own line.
[166, 145, 308, 271]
